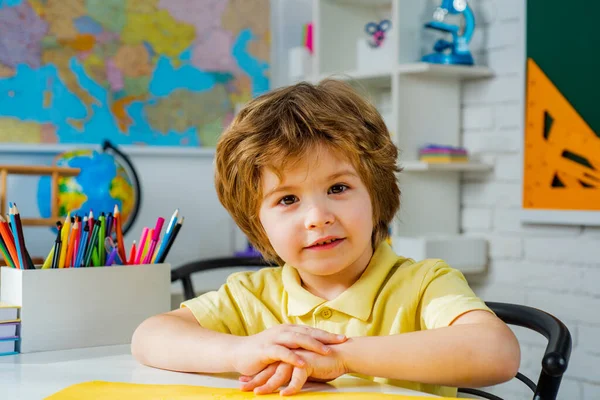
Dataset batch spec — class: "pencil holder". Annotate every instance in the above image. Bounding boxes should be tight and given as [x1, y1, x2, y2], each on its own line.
[0, 264, 171, 353]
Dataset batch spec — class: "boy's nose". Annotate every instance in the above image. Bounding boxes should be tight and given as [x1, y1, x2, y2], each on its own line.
[304, 206, 335, 229]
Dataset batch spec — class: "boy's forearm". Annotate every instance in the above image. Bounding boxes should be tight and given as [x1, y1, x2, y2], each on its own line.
[131, 313, 241, 373]
[336, 322, 519, 388]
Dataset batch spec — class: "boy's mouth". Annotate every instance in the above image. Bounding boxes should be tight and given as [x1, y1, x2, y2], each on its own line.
[305, 237, 345, 249]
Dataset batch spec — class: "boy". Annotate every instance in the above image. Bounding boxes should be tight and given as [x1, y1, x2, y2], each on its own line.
[132, 79, 520, 397]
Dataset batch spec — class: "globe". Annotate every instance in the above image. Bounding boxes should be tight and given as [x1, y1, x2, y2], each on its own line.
[37, 145, 140, 232]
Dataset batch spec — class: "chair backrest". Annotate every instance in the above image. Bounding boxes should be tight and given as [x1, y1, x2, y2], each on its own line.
[458, 302, 572, 400]
[171, 256, 275, 300]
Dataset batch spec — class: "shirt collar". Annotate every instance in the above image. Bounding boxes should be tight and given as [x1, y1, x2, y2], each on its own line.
[282, 241, 400, 321]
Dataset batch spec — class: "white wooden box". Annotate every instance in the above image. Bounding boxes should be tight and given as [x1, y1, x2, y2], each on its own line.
[0, 264, 171, 353]
[391, 236, 487, 274]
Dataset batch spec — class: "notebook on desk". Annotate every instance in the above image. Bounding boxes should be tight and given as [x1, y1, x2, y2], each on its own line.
[0, 302, 20, 323]
[0, 322, 19, 338]
[0, 337, 19, 356]
[45, 381, 458, 399]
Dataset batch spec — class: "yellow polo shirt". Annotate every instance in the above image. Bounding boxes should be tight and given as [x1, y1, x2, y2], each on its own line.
[182, 242, 491, 397]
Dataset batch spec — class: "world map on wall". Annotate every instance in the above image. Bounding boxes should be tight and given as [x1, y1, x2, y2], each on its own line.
[0, 0, 270, 147]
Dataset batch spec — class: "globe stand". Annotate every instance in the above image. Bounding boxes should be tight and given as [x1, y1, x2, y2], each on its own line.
[0, 165, 80, 226]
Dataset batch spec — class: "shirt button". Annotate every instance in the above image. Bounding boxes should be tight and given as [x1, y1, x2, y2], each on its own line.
[321, 308, 332, 319]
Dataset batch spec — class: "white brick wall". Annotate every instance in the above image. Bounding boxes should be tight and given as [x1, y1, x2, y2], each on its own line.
[461, 1, 600, 399]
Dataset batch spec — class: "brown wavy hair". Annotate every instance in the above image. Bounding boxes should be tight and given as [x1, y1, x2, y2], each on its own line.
[215, 79, 401, 264]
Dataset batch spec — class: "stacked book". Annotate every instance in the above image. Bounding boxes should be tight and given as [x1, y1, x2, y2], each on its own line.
[0, 302, 20, 356]
[418, 144, 469, 163]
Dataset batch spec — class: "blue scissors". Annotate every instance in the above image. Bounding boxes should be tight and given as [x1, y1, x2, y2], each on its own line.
[365, 19, 391, 48]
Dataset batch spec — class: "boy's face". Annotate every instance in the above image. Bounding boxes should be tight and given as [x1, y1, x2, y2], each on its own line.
[259, 145, 374, 279]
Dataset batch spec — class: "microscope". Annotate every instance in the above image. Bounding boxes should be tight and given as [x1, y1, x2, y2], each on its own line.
[421, 0, 475, 65]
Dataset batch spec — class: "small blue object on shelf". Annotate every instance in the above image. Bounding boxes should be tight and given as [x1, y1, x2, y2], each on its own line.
[421, 0, 475, 65]
[364, 19, 391, 48]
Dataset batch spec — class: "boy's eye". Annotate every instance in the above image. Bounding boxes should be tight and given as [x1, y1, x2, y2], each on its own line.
[278, 195, 298, 206]
[329, 184, 349, 194]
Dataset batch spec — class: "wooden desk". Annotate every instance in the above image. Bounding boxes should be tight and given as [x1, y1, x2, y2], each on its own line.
[0, 345, 439, 399]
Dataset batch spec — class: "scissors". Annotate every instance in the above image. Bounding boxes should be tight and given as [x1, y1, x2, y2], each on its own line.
[365, 19, 391, 48]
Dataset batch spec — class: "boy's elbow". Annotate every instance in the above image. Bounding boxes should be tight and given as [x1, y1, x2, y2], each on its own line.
[504, 347, 521, 383]
[491, 325, 521, 384]
[131, 315, 160, 364]
[494, 351, 520, 384]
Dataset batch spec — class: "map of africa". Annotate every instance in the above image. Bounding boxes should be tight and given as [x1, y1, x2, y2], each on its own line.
[0, 0, 270, 147]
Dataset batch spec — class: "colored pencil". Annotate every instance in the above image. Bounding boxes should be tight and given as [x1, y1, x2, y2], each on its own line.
[75, 219, 90, 268]
[13, 204, 34, 269]
[134, 227, 149, 264]
[0, 215, 19, 269]
[157, 217, 183, 263]
[42, 247, 54, 269]
[140, 229, 153, 263]
[114, 205, 127, 264]
[83, 220, 101, 268]
[143, 217, 164, 264]
[51, 222, 62, 269]
[0, 232, 15, 268]
[65, 218, 78, 268]
[71, 216, 81, 267]
[88, 210, 94, 232]
[105, 247, 118, 266]
[9, 204, 28, 269]
[106, 212, 113, 238]
[58, 213, 71, 269]
[153, 209, 178, 263]
[91, 247, 100, 267]
[11, 205, 34, 269]
[128, 241, 137, 265]
[74, 217, 90, 268]
[99, 213, 106, 265]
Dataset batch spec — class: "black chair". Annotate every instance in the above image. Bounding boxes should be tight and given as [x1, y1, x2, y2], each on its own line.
[171, 256, 274, 301]
[458, 302, 572, 400]
[171, 260, 572, 400]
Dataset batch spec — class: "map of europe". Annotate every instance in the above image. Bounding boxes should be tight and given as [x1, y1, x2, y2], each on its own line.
[0, 0, 270, 147]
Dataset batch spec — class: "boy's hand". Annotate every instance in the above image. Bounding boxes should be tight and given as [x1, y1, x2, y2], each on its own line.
[231, 324, 346, 377]
[239, 348, 348, 396]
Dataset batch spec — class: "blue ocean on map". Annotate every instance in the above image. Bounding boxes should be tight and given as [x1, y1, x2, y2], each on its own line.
[0, 0, 270, 147]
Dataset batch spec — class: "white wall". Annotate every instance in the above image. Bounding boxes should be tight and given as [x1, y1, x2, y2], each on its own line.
[462, 1, 600, 398]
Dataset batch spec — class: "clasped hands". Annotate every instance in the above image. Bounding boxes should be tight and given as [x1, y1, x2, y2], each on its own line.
[231, 324, 349, 396]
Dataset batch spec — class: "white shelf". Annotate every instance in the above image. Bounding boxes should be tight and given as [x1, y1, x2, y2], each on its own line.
[391, 235, 487, 274]
[397, 63, 494, 79]
[401, 161, 493, 172]
[312, 63, 493, 87]
[314, 69, 392, 87]
[312, 0, 494, 270]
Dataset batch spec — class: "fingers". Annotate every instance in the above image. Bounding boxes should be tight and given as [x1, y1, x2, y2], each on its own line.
[254, 362, 294, 395]
[264, 345, 306, 369]
[240, 363, 279, 392]
[287, 325, 347, 344]
[280, 366, 309, 396]
[277, 331, 333, 356]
